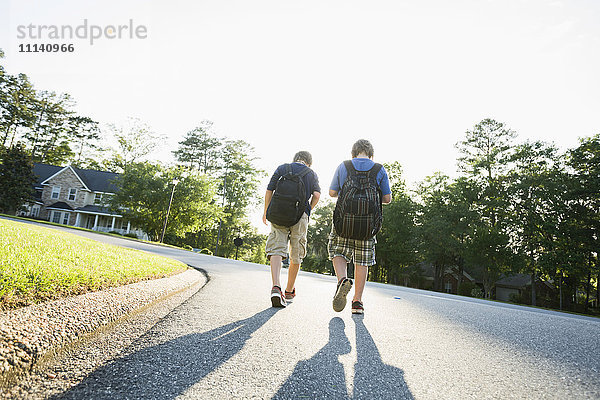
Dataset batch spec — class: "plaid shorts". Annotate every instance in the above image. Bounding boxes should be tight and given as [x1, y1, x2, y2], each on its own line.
[327, 228, 377, 266]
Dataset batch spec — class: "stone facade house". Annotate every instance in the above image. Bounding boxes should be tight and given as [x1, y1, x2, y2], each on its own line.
[19, 163, 147, 239]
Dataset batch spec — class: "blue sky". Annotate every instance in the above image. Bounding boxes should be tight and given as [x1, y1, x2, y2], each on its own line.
[1, 0, 599, 231]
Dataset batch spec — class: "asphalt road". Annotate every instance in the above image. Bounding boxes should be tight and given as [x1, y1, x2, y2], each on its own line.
[8, 220, 600, 399]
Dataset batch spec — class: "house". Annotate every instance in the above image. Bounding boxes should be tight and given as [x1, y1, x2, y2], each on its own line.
[414, 262, 479, 294]
[19, 163, 147, 239]
[495, 273, 555, 303]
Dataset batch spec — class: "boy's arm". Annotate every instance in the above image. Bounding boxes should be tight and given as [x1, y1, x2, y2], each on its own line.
[380, 166, 392, 204]
[310, 191, 321, 210]
[262, 190, 273, 225]
[329, 189, 338, 198]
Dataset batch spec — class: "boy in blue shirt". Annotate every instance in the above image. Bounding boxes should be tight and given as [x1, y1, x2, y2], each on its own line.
[328, 140, 392, 314]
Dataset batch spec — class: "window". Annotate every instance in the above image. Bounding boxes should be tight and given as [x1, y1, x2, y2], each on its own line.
[62, 212, 70, 225]
[68, 188, 77, 201]
[31, 206, 40, 218]
[94, 193, 103, 205]
[51, 211, 61, 223]
[51, 186, 61, 199]
[445, 281, 453, 293]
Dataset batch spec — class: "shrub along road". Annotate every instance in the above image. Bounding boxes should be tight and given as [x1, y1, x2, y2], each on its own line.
[8, 220, 600, 399]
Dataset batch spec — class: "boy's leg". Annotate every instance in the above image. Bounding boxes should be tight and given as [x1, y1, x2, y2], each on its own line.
[286, 262, 300, 293]
[332, 256, 348, 281]
[266, 223, 290, 307]
[266, 222, 289, 288]
[352, 264, 368, 302]
[287, 213, 309, 293]
[270, 255, 283, 288]
[350, 237, 375, 313]
[328, 230, 354, 312]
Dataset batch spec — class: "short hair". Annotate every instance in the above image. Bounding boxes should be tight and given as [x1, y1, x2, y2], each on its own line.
[293, 151, 312, 166]
[351, 139, 374, 158]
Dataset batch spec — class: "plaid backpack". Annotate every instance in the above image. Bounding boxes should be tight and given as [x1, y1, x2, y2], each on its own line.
[333, 160, 383, 240]
[266, 164, 311, 227]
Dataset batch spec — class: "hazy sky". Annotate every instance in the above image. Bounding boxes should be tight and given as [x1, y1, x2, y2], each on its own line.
[2, 0, 599, 232]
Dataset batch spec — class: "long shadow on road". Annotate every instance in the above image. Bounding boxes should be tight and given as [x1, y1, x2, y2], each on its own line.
[273, 316, 413, 399]
[353, 316, 413, 399]
[54, 307, 279, 400]
[274, 317, 351, 399]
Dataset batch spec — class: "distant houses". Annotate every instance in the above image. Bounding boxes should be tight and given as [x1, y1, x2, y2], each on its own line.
[495, 274, 555, 304]
[18, 163, 147, 239]
[407, 262, 556, 305]
[415, 262, 479, 294]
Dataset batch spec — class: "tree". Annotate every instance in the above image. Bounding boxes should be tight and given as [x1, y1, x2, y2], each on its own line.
[210, 139, 265, 258]
[110, 162, 223, 240]
[1, 73, 37, 149]
[507, 141, 562, 306]
[376, 162, 419, 285]
[304, 200, 336, 274]
[0, 145, 35, 214]
[456, 119, 516, 297]
[67, 115, 101, 166]
[566, 134, 600, 312]
[416, 173, 478, 292]
[171, 124, 266, 261]
[1, 53, 103, 165]
[173, 121, 221, 173]
[104, 118, 163, 172]
[25, 91, 75, 164]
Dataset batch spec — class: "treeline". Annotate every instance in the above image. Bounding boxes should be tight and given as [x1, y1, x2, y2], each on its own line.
[0, 50, 267, 262]
[305, 119, 599, 314]
[128, 122, 267, 262]
[0, 49, 100, 166]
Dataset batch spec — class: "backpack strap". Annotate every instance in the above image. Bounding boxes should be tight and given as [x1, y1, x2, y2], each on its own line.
[368, 163, 383, 181]
[285, 163, 293, 176]
[296, 165, 312, 179]
[343, 160, 356, 176]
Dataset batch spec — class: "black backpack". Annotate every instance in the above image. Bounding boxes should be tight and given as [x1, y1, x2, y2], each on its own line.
[266, 164, 311, 227]
[333, 160, 383, 240]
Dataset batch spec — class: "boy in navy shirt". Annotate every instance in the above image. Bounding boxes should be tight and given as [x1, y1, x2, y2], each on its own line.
[263, 151, 321, 307]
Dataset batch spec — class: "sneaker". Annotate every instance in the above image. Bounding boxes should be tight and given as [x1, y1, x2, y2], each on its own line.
[332, 278, 353, 312]
[351, 300, 364, 314]
[271, 286, 287, 308]
[285, 288, 296, 302]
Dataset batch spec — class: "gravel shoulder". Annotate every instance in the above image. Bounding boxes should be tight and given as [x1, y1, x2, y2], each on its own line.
[0, 267, 207, 399]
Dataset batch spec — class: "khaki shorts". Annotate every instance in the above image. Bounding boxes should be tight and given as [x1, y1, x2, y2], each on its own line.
[327, 228, 377, 266]
[265, 213, 309, 264]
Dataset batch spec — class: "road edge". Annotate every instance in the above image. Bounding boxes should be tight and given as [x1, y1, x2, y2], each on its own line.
[0, 266, 208, 389]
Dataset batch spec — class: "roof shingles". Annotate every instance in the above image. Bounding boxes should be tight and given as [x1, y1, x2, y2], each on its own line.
[33, 163, 120, 193]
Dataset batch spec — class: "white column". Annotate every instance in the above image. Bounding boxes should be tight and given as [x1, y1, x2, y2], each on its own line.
[93, 214, 99, 230]
[126, 221, 131, 234]
[111, 216, 116, 230]
[75, 213, 81, 227]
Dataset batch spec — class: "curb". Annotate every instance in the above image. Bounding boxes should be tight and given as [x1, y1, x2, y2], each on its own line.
[0, 267, 207, 388]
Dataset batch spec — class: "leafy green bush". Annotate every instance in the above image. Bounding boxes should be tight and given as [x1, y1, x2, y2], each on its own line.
[458, 282, 478, 297]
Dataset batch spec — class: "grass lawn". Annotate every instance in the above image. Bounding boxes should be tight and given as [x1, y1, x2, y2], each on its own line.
[0, 218, 189, 310]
